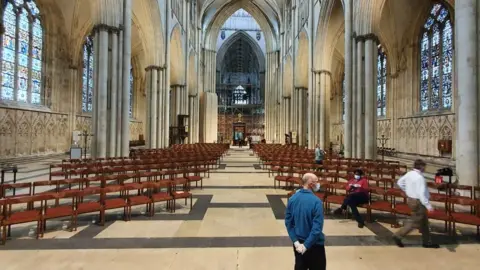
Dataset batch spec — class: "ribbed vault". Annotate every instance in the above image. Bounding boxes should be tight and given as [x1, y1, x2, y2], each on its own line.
[217, 31, 265, 73]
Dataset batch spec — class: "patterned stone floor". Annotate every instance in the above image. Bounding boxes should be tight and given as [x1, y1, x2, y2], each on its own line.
[0, 148, 478, 269]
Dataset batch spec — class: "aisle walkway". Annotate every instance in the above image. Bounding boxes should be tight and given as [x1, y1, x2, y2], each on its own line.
[0, 148, 478, 269]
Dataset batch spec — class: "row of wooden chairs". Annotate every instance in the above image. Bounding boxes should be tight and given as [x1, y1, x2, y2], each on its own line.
[0, 180, 193, 245]
[285, 175, 480, 237]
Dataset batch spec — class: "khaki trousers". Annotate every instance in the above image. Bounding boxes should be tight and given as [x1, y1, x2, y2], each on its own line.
[394, 198, 431, 244]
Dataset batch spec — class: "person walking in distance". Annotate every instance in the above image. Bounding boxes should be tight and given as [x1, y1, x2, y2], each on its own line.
[285, 173, 326, 270]
[393, 159, 440, 248]
[314, 144, 324, 171]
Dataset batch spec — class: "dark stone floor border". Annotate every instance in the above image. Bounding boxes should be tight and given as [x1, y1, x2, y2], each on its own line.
[203, 185, 273, 189]
[3, 235, 477, 250]
[209, 203, 271, 208]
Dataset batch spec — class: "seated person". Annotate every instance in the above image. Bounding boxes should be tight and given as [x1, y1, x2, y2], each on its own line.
[333, 169, 369, 228]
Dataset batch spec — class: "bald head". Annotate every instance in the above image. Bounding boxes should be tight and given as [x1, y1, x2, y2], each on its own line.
[302, 173, 318, 188]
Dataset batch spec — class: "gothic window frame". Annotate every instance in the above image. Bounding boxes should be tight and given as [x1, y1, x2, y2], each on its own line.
[377, 44, 387, 117]
[419, 2, 453, 112]
[0, 0, 45, 106]
[81, 35, 94, 113]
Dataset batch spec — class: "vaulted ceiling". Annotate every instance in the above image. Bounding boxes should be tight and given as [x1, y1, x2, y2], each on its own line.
[200, 0, 283, 33]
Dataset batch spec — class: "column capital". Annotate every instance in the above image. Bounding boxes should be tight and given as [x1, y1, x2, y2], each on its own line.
[171, 84, 186, 87]
[356, 33, 380, 44]
[319, 70, 332, 76]
[188, 94, 198, 98]
[145, 65, 163, 71]
[283, 96, 291, 99]
[93, 24, 121, 34]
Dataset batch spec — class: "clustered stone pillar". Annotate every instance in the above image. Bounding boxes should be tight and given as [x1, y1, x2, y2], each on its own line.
[188, 94, 199, 143]
[170, 85, 187, 127]
[293, 87, 307, 146]
[363, 35, 378, 160]
[144, 66, 169, 149]
[91, 3, 131, 159]
[344, 32, 378, 160]
[455, 0, 479, 187]
[355, 37, 365, 159]
[351, 34, 357, 156]
[265, 51, 280, 143]
[120, 0, 132, 157]
[308, 71, 319, 149]
[310, 70, 331, 149]
[200, 48, 218, 143]
[283, 96, 291, 136]
[145, 66, 158, 149]
[343, 0, 353, 157]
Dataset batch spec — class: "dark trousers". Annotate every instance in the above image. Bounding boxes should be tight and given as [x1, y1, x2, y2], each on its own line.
[341, 192, 368, 224]
[394, 198, 431, 244]
[293, 244, 326, 270]
[315, 160, 323, 171]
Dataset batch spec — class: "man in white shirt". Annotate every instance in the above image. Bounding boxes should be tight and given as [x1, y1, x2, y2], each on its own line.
[393, 159, 440, 248]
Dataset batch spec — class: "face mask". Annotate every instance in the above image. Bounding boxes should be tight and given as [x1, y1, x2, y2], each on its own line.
[312, 183, 320, 192]
[354, 175, 361, 180]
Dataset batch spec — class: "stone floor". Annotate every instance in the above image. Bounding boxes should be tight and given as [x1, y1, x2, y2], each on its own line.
[0, 147, 478, 269]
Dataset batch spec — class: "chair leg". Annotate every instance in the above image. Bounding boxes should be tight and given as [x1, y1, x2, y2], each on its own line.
[2, 225, 6, 245]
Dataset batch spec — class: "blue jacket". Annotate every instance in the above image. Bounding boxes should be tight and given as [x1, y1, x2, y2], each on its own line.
[285, 189, 325, 248]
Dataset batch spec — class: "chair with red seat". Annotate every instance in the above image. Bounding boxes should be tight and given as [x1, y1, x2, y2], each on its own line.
[170, 178, 192, 212]
[367, 187, 393, 223]
[2, 195, 44, 244]
[388, 188, 412, 227]
[74, 187, 104, 227]
[449, 197, 480, 238]
[147, 181, 174, 215]
[41, 191, 78, 236]
[324, 182, 347, 212]
[102, 186, 128, 221]
[126, 182, 152, 220]
[1, 182, 32, 200]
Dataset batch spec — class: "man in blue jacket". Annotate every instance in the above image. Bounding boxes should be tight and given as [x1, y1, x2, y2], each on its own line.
[285, 173, 326, 270]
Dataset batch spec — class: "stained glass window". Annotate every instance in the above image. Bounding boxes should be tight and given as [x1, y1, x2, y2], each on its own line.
[82, 36, 94, 112]
[342, 73, 345, 121]
[420, 3, 453, 111]
[1, 0, 43, 104]
[377, 45, 387, 117]
[129, 68, 134, 117]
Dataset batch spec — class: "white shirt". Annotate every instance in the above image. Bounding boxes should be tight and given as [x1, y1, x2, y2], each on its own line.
[396, 169, 433, 211]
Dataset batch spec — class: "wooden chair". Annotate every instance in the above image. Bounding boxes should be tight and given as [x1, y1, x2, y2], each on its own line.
[2, 195, 44, 244]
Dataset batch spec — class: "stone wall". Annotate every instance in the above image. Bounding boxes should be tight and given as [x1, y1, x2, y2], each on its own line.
[0, 107, 69, 157]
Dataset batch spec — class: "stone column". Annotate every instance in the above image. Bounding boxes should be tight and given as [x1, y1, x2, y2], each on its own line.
[364, 36, 378, 160]
[156, 67, 164, 148]
[291, 88, 297, 140]
[162, 68, 170, 147]
[298, 87, 307, 146]
[308, 71, 316, 148]
[116, 29, 124, 156]
[145, 66, 158, 148]
[317, 71, 326, 149]
[93, 28, 109, 158]
[108, 30, 119, 156]
[315, 72, 321, 147]
[356, 38, 365, 159]
[121, 0, 132, 157]
[343, 0, 353, 157]
[265, 53, 270, 141]
[456, 0, 478, 187]
[351, 36, 357, 157]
